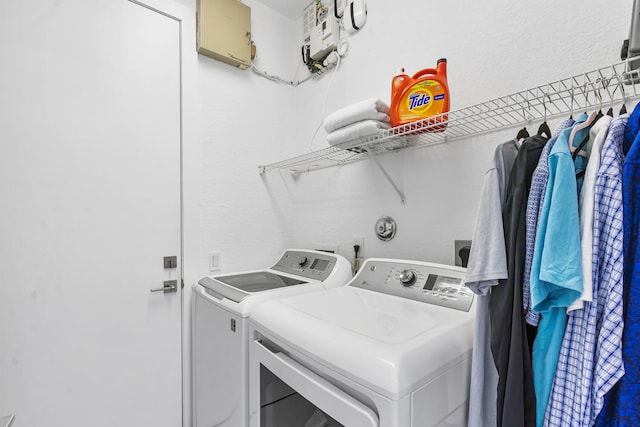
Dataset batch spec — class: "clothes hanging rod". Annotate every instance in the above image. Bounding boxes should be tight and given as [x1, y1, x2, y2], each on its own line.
[259, 58, 640, 175]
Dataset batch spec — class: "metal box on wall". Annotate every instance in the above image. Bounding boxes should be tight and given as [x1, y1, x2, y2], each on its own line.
[197, 0, 251, 69]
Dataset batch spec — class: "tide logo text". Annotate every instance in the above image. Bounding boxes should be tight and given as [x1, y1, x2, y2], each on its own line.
[409, 93, 431, 110]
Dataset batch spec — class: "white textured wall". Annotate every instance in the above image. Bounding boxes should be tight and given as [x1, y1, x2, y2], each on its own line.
[258, 0, 630, 265]
[196, 0, 298, 275]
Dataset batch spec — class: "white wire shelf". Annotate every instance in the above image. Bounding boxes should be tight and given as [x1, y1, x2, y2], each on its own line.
[259, 60, 640, 175]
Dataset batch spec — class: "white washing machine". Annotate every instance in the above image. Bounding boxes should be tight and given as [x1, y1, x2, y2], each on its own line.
[192, 249, 352, 427]
[248, 258, 476, 427]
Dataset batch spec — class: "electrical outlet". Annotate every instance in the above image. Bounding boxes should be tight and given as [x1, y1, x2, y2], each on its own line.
[454, 240, 472, 267]
[353, 236, 364, 259]
[209, 251, 221, 272]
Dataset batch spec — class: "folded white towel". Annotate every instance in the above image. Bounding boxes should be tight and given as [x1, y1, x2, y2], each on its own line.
[324, 98, 390, 134]
[326, 119, 390, 146]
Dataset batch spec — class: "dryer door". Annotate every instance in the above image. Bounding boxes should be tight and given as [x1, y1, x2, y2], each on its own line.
[250, 339, 379, 427]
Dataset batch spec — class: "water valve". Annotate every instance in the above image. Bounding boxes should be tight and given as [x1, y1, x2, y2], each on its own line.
[375, 216, 397, 241]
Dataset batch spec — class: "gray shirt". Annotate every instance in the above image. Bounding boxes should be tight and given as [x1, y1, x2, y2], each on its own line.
[465, 140, 518, 427]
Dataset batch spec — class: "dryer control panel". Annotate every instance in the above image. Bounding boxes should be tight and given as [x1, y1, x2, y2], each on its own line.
[351, 259, 474, 312]
[271, 250, 338, 281]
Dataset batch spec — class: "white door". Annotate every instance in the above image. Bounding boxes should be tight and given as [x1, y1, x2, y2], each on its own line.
[0, 1, 182, 426]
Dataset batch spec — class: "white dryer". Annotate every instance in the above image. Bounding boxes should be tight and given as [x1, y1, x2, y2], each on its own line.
[249, 258, 476, 427]
[192, 249, 352, 427]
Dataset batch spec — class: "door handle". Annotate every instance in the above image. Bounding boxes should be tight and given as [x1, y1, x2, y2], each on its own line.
[150, 280, 177, 293]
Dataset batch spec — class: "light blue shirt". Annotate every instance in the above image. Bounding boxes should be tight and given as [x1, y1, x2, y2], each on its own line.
[530, 118, 584, 427]
[523, 119, 575, 327]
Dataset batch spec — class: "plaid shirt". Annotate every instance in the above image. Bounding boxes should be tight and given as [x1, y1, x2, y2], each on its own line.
[544, 116, 627, 427]
[595, 107, 640, 426]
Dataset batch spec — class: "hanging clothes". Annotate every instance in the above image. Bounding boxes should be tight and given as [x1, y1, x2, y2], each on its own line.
[568, 112, 598, 194]
[523, 118, 575, 328]
[543, 115, 628, 427]
[529, 115, 591, 427]
[595, 104, 640, 427]
[588, 113, 627, 422]
[465, 140, 519, 427]
[571, 116, 613, 313]
[490, 134, 547, 427]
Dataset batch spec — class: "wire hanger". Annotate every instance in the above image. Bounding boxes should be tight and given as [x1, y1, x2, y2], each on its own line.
[619, 75, 628, 115]
[568, 82, 597, 161]
[516, 98, 531, 141]
[592, 80, 604, 123]
[537, 92, 552, 138]
[582, 81, 590, 114]
[569, 87, 575, 120]
[604, 76, 615, 117]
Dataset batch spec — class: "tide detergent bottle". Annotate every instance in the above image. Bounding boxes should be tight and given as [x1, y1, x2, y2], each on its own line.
[390, 58, 449, 131]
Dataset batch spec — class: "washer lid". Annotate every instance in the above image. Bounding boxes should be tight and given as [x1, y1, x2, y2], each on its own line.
[251, 286, 475, 400]
[215, 271, 307, 292]
[199, 272, 307, 303]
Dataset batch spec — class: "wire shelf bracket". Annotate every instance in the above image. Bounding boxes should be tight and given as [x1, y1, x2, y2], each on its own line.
[368, 152, 406, 205]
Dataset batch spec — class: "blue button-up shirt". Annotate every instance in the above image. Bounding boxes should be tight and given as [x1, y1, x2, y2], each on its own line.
[544, 115, 627, 427]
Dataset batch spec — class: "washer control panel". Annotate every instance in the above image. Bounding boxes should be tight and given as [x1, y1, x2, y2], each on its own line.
[271, 250, 338, 281]
[351, 259, 473, 312]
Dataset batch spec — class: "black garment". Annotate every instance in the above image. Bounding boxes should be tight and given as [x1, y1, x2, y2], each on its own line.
[490, 135, 547, 427]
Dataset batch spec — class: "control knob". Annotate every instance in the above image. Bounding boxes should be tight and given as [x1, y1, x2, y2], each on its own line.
[298, 256, 308, 267]
[399, 270, 417, 286]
